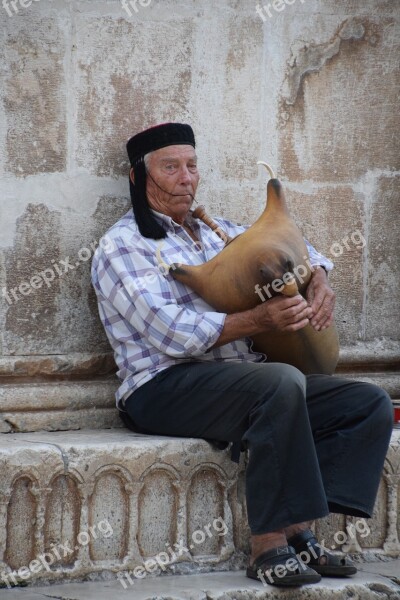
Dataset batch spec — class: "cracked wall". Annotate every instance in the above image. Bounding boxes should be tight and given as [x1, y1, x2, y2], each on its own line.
[0, 0, 398, 387]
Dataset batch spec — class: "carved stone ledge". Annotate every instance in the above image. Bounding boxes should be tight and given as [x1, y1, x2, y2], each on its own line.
[0, 430, 398, 585]
[0, 431, 243, 584]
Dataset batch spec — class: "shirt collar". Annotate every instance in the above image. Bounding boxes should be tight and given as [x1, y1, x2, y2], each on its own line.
[150, 208, 198, 232]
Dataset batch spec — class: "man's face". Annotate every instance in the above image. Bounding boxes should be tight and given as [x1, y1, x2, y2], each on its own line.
[144, 144, 200, 224]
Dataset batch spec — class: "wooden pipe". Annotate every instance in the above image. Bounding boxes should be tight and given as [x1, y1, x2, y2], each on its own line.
[192, 205, 232, 244]
[166, 164, 339, 375]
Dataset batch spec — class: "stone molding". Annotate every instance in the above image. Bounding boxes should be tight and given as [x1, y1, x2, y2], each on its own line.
[0, 345, 399, 379]
[1, 370, 398, 433]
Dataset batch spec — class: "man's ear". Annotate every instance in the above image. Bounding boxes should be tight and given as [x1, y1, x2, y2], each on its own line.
[129, 167, 135, 185]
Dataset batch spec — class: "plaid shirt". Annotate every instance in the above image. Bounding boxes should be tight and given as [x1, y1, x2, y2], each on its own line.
[91, 208, 333, 406]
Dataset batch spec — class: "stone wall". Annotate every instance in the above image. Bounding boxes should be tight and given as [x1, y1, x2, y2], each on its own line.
[0, 0, 399, 426]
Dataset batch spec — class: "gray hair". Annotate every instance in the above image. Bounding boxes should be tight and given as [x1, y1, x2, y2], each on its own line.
[144, 152, 152, 171]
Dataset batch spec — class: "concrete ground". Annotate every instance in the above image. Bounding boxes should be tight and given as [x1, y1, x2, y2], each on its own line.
[2, 560, 399, 600]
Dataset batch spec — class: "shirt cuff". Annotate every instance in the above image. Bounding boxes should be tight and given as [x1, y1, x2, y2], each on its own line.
[309, 255, 334, 272]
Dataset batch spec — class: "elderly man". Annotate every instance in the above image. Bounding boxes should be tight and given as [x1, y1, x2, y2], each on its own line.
[91, 123, 393, 587]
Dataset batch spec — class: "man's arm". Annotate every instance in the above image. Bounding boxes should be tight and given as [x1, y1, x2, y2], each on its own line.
[212, 295, 312, 348]
[212, 265, 335, 348]
[208, 224, 335, 335]
[92, 235, 226, 358]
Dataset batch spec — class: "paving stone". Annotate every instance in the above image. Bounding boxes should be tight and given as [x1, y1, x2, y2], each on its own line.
[2, 569, 400, 600]
[358, 558, 400, 583]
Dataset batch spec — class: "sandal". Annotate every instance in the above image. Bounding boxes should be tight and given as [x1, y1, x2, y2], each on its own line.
[288, 529, 357, 577]
[246, 544, 321, 587]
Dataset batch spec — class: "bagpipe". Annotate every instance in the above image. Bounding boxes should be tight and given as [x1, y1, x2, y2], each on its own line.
[166, 163, 339, 375]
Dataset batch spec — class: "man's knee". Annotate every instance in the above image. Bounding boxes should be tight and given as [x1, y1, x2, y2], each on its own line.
[358, 383, 394, 434]
[260, 363, 307, 410]
[371, 386, 394, 428]
[274, 363, 306, 394]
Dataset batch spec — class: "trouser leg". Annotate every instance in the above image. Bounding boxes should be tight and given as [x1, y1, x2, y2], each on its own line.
[305, 374, 393, 518]
[125, 363, 393, 534]
[125, 361, 330, 534]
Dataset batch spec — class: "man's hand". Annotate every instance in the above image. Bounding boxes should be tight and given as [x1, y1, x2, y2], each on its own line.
[251, 294, 312, 333]
[213, 274, 334, 349]
[306, 267, 336, 331]
[212, 295, 312, 349]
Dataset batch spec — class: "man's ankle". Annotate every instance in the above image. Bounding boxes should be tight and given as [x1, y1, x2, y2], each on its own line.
[250, 530, 287, 564]
[285, 521, 312, 540]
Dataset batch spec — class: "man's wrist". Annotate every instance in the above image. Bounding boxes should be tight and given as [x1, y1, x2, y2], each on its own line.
[313, 265, 328, 276]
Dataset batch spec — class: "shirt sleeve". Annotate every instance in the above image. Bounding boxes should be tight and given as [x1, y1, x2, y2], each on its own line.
[305, 239, 334, 271]
[92, 237, 226, 358]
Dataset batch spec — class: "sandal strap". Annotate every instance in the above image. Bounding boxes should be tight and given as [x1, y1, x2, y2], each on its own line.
[287, 528, 317, 549]
[288, 529, 356, 570]
[252, 545, 297, 570]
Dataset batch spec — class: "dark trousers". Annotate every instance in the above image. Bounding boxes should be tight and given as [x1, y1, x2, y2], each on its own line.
[124, 361, 393, 535]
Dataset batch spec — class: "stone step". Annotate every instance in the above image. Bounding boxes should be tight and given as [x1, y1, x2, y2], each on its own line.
[1, 369, 398, 434]
[3, 566, 400, 599]
[0, 430, 399, 587]
[0, 379, 122, 433]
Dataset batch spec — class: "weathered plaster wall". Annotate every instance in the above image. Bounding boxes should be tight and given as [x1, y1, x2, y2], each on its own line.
[0, 1, 398, 389]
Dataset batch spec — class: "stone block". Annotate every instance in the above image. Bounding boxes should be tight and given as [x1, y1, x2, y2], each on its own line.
[285, 185, 365, 345]
[0, 366, 398, 435]
[366, 175, 400, 340]
[219, 15, 263, 181]
[211, 182, 264, 231]
[0, 379, 120, 433]
[0, 353, 116, 379]
[0, 17, 66, 177]
[74, 17, 194, 177]
[0, 431, 245, 585]
[3, 203, 63, 354]
[337, 343, 400, 372]
[5, 568, 400, 599]
[1, 196, 130, 356]
[278, 15, 399, 182]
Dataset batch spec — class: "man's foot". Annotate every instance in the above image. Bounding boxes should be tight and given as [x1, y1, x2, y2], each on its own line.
[246, 544, 321, 587]
[287, 529, 357, 577]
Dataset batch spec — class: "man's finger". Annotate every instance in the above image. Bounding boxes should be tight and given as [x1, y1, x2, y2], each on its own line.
[320, 314, 334, 330]
[310, 287, 326, 316]
[313, 314, 329, 331]
[282, 307, 311, 328]
[285, 318, 310, 332]
[311, 298, 335, 330]
[276, 294, 307, 309]
[277, 300, 312, 329]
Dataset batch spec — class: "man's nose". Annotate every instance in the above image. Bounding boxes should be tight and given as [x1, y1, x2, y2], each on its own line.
[178, 166, 192, 184]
